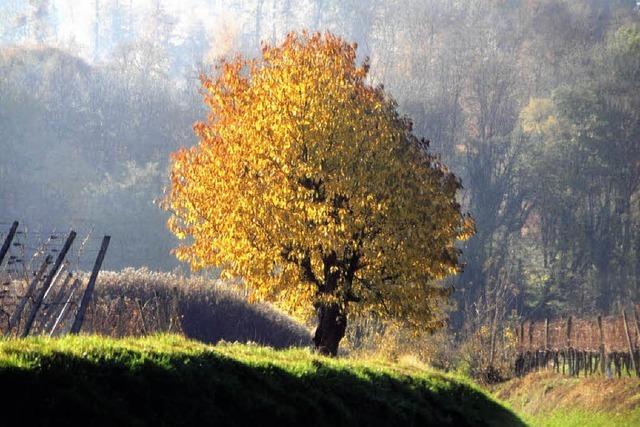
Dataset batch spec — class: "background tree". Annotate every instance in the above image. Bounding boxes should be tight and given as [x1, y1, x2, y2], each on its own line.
[165, 32, 473, 355]
[524, 25, 640, 314]
[2, 0, 640, 367]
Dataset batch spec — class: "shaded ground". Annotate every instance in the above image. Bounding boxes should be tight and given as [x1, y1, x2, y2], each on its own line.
[0, 334, 524, 426]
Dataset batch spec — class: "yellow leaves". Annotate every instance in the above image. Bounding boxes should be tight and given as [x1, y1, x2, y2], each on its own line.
[164, 31, 472, 325]
[459, 216, 476, 240]
[520, 97, 558, 136]
[220, 270, 234, 280]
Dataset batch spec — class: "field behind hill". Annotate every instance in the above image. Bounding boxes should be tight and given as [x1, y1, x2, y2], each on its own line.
[494, 371, 640, 427]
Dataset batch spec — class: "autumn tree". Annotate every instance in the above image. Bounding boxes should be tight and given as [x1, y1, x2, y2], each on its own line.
[165, 32, 473, 355]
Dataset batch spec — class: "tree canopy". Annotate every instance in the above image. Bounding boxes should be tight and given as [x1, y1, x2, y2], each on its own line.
[165, 32, 473, 355]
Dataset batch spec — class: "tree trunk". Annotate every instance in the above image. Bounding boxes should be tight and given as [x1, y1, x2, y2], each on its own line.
[313, 302, 347, 356]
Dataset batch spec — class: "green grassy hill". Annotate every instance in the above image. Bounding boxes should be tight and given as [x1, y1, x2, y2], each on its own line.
[0, 335, 523, 426]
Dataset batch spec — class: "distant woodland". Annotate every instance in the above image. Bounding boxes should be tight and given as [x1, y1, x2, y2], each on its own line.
[1, 0, 639, 331]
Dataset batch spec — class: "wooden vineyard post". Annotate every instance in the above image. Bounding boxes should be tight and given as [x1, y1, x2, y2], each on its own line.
[488, 307, 498, 369]
[566, 316, 573, 375]
[516, 321, 525, 377]
[544, 318, 549, 349]
[544, 318, 550, 370]
[0, 221, 19, 266]
[70, 236, 110, 334]
[20, 231, 76, 337]
[528, 321, 535, 373]
[598, 315, 606, 376]
[41, 262, 68, 303]
[634, 307, 640, 348]
[623, 310, 638, 376]
[49, 278, 81, 336]
[5, 255, 52, 335]
[39, 271, 73, 331]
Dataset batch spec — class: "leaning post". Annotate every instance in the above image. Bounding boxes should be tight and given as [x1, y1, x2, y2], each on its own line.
[5, 255, 52, 335]
[20, 231, 76, 337]
[0, 221, 19, 266]
[49, 278, 81, 336]
[70, 236, 110, 334]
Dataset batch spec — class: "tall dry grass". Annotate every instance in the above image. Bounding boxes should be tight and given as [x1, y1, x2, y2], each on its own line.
[1, 268, 312, 349]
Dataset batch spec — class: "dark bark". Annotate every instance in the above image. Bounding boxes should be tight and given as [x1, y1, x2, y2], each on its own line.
[313, 302, 347, 356]
[311, 250, 362, 356]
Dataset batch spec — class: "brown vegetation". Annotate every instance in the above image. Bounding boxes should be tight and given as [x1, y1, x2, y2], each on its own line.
[1, 268, 311, 349]
[495, 371, 640, 419]
[520, 311, 640, 353]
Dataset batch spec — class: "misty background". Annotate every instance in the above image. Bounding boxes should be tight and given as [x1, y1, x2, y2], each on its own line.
[1, 0, 640, 330]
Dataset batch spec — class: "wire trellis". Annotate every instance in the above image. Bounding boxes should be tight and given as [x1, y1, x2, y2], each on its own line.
[0, 219, 110, 337]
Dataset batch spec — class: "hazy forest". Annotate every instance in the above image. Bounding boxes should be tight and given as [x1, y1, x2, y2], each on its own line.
[1, 1, 640, 425]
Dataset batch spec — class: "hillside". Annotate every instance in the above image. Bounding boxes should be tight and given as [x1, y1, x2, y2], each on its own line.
[0, 334, 524, 426]
[494, 372, 640, 427]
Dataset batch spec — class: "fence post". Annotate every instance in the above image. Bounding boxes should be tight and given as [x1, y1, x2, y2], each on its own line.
[41, 262, 68, 303]
[488, 306, 498, 369]
[40, 271, 73, 331]
[566, 316, 573, 375]
[20, 231, 76, 337]
[49, 278, 81, 336]
[70, 236, 110, 334]
[543, 317, 550, 370]
[0, 221, 19, 266]
[5, 255, 52, 335]
[634, 307, 640, 348]
[623, 309, 637, 376]
[598, 315, 606, 376]
[544, 318, 549, 349]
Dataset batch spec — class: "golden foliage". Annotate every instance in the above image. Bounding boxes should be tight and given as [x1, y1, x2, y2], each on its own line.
[165, 31, 473, 326]
[520, 97, 558, 136]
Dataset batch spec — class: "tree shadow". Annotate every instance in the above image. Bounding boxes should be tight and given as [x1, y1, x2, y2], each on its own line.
[0, 349, 525, 426]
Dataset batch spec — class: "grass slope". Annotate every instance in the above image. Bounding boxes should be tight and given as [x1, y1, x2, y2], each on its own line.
[495, 372, 640, 427]
[0, 334, 523, 427]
